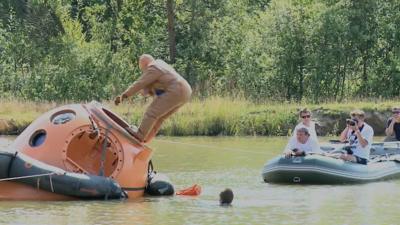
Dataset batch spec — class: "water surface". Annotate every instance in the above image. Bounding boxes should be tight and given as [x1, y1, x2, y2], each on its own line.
[1, 136, 399, 225]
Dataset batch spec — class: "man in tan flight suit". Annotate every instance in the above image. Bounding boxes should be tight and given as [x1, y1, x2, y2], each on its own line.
[114, 54, 192, 143]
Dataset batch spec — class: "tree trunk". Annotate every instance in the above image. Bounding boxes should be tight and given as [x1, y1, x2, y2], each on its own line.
[166, 0, 176, 63]
[362, 49, 368, 95]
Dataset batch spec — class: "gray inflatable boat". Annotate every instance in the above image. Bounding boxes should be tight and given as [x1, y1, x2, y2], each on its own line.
[262, 142, 400, 184]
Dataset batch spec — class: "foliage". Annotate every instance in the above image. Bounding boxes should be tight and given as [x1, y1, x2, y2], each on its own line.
[0, 0, 400, 102]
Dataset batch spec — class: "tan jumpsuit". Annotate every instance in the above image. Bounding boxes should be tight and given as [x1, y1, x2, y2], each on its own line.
[123, 59, 192, 143]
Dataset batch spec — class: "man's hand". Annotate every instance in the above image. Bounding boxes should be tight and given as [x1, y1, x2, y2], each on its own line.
[114, 93, 128, 106]
[114, 96, 121, 106]
[284, 152, 292, 158]
[349, 124, 358, 132]
[293, 150, 305, 156]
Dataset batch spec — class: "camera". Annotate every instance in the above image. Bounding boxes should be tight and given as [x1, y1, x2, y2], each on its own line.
[346, 118, 358, 126]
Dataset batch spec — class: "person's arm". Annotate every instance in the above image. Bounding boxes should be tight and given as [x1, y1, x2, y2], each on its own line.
[283, 138, 297, 158]
[354, 125, 374, 148]
[340, 126, 350, 142]
[356, 126, 373, 148]
[284, 137, 296, 153]
[385, 118, 395, 136]
[122, 67, 162, 97]
[354, 131, 367, 147]
[139, 88, 153, 97]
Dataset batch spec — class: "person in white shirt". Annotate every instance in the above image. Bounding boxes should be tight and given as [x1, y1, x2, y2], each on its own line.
[339, 110, 374, 165]
[284, 127, 322, 158]
[291, 108, 318, 142]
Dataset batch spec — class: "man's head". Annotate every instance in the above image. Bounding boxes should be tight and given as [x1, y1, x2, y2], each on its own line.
[219, 188, 234, 206]
[392, 107, 400, 121]
[299, 108, 311, 124]
[138, 54, 155, 71]
[296, 127, 310, 144]
[350, 110, 365, 127]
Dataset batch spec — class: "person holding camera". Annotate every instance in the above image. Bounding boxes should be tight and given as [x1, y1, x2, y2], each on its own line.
[384, 107, 400, 142]
[284, 127, 321, 158]
[339, 110, 374, 165]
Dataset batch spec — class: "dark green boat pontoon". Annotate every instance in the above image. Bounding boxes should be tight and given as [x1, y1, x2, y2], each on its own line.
[262, 142, 400, 184]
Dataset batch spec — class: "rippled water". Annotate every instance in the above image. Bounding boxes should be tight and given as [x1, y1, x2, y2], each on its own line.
[1, 135, 400, 225]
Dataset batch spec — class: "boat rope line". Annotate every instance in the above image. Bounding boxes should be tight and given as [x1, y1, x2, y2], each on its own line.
[0, 172, 58, 182]
[153, 139, 268, 155]
[122, 186, 146, 191]
[99, 125, 111, 177]
[49, 173, 55, 192]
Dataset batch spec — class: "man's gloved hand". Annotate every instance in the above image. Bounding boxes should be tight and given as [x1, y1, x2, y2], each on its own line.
[114, 93, 128, 106]
[114, 96, 121, 106]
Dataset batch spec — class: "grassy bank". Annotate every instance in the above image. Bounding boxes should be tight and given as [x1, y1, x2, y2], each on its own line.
[0, 97, 398, 136]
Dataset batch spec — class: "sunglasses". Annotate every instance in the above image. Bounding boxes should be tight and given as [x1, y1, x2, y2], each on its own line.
[301, 115, 311, 119]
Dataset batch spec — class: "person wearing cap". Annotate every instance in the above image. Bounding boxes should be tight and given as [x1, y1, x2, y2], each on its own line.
[114, 54, 192, 143]
[384, 107, 400, 142]
[339, 110, 374, 165]
[284, 127, 322, 158]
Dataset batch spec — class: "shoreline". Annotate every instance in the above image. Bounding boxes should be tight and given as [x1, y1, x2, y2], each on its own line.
[0, 97, 396, 137]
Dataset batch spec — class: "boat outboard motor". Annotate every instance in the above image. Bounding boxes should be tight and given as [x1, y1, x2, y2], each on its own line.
[146, 172, 174, 196]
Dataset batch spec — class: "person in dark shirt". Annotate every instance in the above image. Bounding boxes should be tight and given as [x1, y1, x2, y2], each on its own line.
[384, 107, 400, 142]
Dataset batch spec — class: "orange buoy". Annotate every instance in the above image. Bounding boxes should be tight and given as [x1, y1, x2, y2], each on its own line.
[176, 184, 202, 196]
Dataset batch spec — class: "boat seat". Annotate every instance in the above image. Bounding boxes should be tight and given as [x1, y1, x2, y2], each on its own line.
[371, 146, 400, 156]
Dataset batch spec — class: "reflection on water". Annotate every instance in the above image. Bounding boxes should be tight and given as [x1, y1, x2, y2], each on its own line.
[1, 136, 400, 225]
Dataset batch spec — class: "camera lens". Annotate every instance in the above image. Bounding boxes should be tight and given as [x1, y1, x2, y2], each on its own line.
[346, 118, 356, 126]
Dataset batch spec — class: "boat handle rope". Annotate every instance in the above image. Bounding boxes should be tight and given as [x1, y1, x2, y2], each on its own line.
[293, 177, 301, 183]
[0, 172, 58, 182]
[148, 160, 154, 176]
[49, 173, 55, 192]
[89, 106, 114, 177]
[88, 116, 100, 138]
[99, 125, 111, 177]
[146, 160, 155, 189]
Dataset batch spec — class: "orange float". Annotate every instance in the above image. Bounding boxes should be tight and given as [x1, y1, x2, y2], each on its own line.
[0, 101, 171, 200]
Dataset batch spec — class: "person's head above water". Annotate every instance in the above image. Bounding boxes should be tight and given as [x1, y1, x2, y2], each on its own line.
[219, 188, 234, 206]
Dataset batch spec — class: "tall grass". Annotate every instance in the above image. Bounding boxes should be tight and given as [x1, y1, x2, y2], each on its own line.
[0, 97, 397, 136]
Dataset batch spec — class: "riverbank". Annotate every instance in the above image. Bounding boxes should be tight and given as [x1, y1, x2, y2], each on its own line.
[0, 97, 397, 136]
